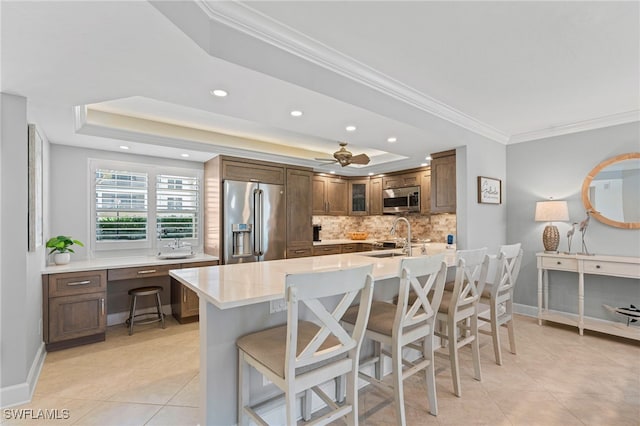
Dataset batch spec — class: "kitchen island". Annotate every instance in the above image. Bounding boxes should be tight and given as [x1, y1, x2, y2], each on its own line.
[169, 250, 454, 425]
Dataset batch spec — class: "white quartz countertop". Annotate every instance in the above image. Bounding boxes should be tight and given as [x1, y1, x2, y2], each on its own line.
[170, 250, 456, 310]
[313, 239, 376, 246]
[42, 253, 219, 274]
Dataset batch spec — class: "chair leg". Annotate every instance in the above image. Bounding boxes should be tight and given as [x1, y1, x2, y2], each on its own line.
[345, 362, 359, 426]
[448, 318, 461, 397]
[128, 295, 137, 336]
[285, 384, 297, 426]
[490, 304, 502, 365]
[374, 341, 382, 380]
[155, 292, 165, 329]
[470, 313, 482, 382]
[392, 339, 406, 426]
[335, 375, 345, 403]
[237, 351, 250, 426]
[507, 319, 517, 355]
[302, 389, 312, 421]
[424, 333, 438, 416]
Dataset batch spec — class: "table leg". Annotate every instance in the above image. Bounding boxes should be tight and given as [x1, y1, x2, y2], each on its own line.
[537, 267, 543, 325]
[578, 271, 584, 336]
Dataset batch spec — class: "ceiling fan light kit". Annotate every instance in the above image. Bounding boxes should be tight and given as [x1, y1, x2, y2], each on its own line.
[315, 142, 370, 167]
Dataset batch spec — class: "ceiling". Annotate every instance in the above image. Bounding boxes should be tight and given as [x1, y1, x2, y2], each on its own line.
[2, 1, 638, 174]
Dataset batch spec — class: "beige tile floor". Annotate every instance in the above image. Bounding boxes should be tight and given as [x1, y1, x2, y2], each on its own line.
[3, 315, 639, 425]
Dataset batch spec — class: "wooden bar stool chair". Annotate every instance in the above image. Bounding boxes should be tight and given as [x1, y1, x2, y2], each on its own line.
[435, 248, 489, 397]
[477, 243, 523, 365]
[342, 254, 447, 425]
[126, 286, 165, 335]
[236, 264, 374, 426]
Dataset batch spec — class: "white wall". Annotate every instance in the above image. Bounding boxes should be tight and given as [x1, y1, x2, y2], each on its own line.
[49, 145, 203, 261]
[506, 122, 640, 320]
[0, 93, 47, 408]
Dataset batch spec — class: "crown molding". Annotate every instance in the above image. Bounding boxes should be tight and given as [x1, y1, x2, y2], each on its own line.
[508, 110, 640, 144]
[196, 1, 510, 144]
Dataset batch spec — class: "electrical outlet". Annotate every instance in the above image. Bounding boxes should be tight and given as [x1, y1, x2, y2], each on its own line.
[269, 299, 287, 313]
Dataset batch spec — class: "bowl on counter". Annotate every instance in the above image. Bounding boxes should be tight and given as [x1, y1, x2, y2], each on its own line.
[348, 231, 369, 240]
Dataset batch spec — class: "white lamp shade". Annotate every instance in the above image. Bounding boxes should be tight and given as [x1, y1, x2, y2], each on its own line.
[535, 200, 569, 222]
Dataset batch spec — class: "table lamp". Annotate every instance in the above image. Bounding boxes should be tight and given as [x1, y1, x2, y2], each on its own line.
[535, 200, 569, 253]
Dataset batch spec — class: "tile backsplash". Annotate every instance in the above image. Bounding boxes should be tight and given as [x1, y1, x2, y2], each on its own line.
[313, 214, 456, 243]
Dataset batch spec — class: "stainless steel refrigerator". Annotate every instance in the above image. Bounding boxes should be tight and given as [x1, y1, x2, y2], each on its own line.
[223, 180, 286, 264]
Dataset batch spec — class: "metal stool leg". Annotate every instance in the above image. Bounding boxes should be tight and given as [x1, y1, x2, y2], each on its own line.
[129, 295, 137, 336]
[155, 292, 165, 329]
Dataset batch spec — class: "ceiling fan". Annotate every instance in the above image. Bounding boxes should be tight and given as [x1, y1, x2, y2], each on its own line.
[315, 142, 370, 167]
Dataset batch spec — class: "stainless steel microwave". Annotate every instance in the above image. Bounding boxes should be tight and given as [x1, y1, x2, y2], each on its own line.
[383, 186, 420, 214]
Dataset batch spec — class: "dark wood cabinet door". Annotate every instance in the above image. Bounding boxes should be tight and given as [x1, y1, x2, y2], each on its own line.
[327, 178, 348, 215]
[369, 177, 382, 215]
[312, 175, 328, 214]
[431, 151, 456, 213]
[286, 169, 313, 248]
[49, 292, 106, 343]
[183, 286, 199, 318]
[420, 169, 431, 215]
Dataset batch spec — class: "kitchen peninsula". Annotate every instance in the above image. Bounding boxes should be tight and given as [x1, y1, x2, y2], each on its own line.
[170, 250, 455, 425]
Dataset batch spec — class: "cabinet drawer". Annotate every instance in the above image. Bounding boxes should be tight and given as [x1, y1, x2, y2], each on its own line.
[48, 270, 107, 297]
[341, 244, 359, 253]
[287, 247, 312, 258]
[541, 257, 578, 272]
[583, 260, 640, 278]
[108, 264, 174, 281]
[313, 245, 342, 256]
[180, 260, 219, 269]
[358, 243, 373, 252]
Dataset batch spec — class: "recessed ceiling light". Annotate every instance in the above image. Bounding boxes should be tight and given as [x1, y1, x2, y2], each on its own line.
[330, 170, 336, 174]
[387, 137, 397, 143]
[421, 163, 428, 167]
[181, 153, 190, 158]
[210, 89, 228, 97]
[425, 156, 432, 161]
[119, 145, 129, 150]
[368, 172, 374, 176]
[345, 125, 356, 132]
[290, 110, 303, 117]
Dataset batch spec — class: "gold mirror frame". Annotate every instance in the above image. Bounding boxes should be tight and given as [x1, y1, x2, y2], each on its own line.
[581, 152, 640, 229]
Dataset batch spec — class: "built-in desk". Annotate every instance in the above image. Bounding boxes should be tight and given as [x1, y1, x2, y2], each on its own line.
[42, 254, 218, 351]
[536, 252, 640, 340]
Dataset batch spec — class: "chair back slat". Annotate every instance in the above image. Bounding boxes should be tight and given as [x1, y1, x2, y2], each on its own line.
[395, 254, 447, 334]
[489, 244, 523, 300]
[452, 248, 489, 310]
[284, 265, 374, 373]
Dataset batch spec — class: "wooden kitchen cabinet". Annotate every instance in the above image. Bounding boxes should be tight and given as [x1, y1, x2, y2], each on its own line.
[312, 175, 348, 215]
[313, 245, 342, 256]
[286, 168, 313, 251]
[430, 150, 456, 213]
[222, 160, 284, 185]
[348, 179, 369, 215]
[43, 270, 107, 351]
[369, 177, 383, 215]
[383, 171, 420, 189]
[420, 168, 431, 215]
[172, 260, 219, 323]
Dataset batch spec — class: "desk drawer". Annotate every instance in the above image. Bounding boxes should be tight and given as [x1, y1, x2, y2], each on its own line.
[583, 260, 640, 278]
[541, 257, 577, 272]
[108, 264, 173, 281]
[313, 245, 342, 256]
[49, 270, 107, 297]
[180, 260, 219, 269]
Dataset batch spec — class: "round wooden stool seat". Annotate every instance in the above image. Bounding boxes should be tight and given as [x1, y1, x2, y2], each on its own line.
[126, 286, 165, 335]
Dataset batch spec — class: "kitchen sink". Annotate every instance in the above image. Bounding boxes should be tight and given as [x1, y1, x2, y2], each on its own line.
[360, 251, 406, 258]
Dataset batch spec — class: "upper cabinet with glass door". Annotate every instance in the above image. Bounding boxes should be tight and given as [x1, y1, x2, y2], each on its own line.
[581, 152, 640, 229]
[349, 179, 369, 215]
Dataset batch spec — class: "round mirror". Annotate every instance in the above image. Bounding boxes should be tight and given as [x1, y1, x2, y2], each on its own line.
[581, 152, 640, 229]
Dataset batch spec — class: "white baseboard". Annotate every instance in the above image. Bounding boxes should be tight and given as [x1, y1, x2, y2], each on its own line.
[0, 342, 46, 409]
[107, 304, 172, 326]
[514, 303, 537, 318]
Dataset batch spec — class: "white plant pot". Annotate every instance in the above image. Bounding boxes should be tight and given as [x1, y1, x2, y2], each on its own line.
[54, 253, 71, 265]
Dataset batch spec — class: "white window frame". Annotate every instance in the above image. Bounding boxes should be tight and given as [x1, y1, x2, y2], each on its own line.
[89, 159, 203, 254]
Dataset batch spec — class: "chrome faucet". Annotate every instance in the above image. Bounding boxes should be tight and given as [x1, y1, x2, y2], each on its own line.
[390, 217, 412, 256]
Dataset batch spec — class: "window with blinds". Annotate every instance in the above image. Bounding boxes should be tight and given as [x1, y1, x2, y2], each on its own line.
[95, 169, 148, 241]
[157, 174, 199, 240]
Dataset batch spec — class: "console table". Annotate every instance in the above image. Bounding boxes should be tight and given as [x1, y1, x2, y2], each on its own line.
[537, 252, 640, 340]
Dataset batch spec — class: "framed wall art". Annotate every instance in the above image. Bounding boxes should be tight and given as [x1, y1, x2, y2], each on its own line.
[477, 176, 502, 204]
[28, 124, 43, 251]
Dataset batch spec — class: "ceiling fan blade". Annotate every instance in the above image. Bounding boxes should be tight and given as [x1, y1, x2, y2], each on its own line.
[315, 157, 338, 163]
[349, 153, 370, 165]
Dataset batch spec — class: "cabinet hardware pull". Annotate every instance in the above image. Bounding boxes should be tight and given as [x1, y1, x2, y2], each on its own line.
[596, 265, 601, 269]
[556, 261, 561, 265]
[183, 289, 187, 303]
[67, 280, 91, 286]
[294, 250, 305, 254]
[101, 298, 105, 316]
[137, 269, 157, 274]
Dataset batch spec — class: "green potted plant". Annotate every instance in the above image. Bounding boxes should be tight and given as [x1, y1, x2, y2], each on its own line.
[46, 235, 84, 265]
